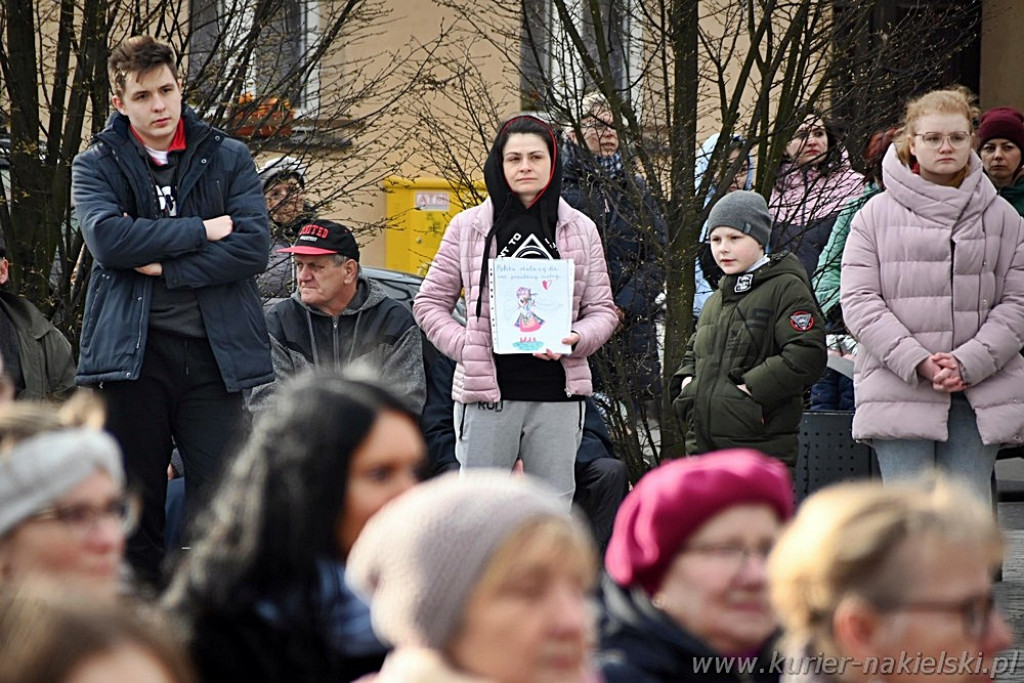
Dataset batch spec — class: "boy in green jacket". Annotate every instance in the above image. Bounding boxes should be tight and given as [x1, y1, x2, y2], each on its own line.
[671, 191, 826, 468]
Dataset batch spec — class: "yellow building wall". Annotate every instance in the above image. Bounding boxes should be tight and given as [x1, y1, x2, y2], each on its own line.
[306, 0, 516, 270]
[980, 0, 1024, 110]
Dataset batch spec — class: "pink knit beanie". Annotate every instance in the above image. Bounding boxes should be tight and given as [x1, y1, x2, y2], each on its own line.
[605, 449, 794, 595]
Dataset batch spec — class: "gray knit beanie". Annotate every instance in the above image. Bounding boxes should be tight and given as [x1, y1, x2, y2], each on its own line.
[707, 190, 772, 248]
[0, 429, 124, 537]
[347, 472, 572, 649]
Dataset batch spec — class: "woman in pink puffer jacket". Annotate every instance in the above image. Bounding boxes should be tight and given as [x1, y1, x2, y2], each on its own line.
[414, 115, 618, 502]
[841, 87, 1024, 503]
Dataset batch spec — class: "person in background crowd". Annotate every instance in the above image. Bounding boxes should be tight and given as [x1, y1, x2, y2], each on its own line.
[978, 106, 1024, 215]
[693, 133, 755, 319]
[769, 477, 1012, 683]
[421, 354, 629, 552]
[414, 115, 617, 503]
[249, 219, 426, 414]
[813, 127, 898, 328]
[0, 394, 135, 599]
[257, 155, 317, 299]
[978, 108, 1024, 465]
[672, 191, 826, 468]
[809, 126, 898, 412]
[598, 449, 792, 682]
[770, 111, 863, 280]
[841, 87, 1024, 505]
[165, 372, 424, 682]
[0, 591, 195, 683]
[562, 93, 667, 404]
[0, 243, 75, 400]
[71, 35, 272, 588]
[348, 472, 598, 683]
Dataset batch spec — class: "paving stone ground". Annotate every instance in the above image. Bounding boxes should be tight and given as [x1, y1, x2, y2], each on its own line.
[997, 499, 1024, 683]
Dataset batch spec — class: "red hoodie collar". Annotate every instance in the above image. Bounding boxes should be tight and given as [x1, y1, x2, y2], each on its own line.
[130, 119, 186, 159]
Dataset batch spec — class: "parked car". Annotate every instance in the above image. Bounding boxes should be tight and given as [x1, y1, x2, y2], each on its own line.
[362, 266, 466, 324]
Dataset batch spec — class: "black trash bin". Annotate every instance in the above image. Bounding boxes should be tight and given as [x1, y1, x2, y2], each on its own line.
[795, 410, 878, 503]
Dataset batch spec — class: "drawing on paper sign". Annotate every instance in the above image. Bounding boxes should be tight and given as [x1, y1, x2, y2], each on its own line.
[489, 257, 574, 354]
[514, 287, 545, 332]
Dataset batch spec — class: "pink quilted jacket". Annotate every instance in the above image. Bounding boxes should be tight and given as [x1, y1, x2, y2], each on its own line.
[841, 145, 1024, 444]
[414, 197, 618, 404]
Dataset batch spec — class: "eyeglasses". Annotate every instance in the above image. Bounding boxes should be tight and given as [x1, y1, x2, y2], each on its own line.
[23, 493, 141, 540]
[583, 116, 616, 132]
[682, 541, 774, 571]
[874, 589, 997, 640]
[914, 132, 972, 149]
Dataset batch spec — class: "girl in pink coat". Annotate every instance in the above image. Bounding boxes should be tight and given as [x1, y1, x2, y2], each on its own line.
[414, 116, 618, 502]
[841, 88, 1024, 503]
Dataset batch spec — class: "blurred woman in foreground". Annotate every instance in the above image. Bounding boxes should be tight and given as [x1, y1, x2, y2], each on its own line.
[349, 472, 599, 682]
[770, 477, 1012, 683]
[166, 372, 425, 682]
[598, 449, 793, 682]
[0, 394, 134, 599]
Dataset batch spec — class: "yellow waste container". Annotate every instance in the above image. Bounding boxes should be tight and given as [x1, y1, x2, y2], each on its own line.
[383, 177, 486, 276]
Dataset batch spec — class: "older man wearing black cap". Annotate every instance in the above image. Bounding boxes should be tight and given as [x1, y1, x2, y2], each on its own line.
[250, 219, 426, 412]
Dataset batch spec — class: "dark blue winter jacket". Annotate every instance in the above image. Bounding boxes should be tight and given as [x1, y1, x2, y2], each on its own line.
[71, 108, 273, 391]
[561, 141, 667, 396]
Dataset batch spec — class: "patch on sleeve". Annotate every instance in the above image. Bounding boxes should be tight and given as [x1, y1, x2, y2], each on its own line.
[789, 311, 814, 331]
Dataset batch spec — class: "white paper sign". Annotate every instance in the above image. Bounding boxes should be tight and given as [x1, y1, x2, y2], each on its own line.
[488, 257, 574, 355]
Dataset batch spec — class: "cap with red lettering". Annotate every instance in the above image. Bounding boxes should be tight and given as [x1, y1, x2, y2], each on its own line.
[277, 220, 360, 261]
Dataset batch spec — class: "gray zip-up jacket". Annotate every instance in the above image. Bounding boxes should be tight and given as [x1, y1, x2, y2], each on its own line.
[250, 273, 425, 413]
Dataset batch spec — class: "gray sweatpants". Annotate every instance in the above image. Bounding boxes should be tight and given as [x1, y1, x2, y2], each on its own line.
[454, 400, 584, 503]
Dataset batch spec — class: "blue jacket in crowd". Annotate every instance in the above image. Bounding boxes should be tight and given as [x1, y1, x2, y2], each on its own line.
[71, 108, 273, 391]
[561, 140, 667, 398]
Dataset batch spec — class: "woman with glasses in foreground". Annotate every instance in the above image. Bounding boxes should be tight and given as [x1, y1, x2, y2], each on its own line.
[841, 87, 1024, 504]
[769, 478, 1012, 683]
[0, 394, 136, 598]
[597, 449, 792, 682]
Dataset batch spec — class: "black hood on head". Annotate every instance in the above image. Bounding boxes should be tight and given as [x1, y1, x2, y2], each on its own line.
[482, 115, 562, 217]
[476, 115, 563, 318]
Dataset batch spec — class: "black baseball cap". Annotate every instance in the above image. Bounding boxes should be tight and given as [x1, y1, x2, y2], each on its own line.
[277, 220, 360, 261]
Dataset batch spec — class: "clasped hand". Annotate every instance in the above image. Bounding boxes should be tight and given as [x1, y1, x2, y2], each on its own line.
[917, 352, 966, 393]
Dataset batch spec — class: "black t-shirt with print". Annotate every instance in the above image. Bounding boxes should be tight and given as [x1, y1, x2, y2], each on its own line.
[492, 213, 576, 402]
[140, 146, 207, 338]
